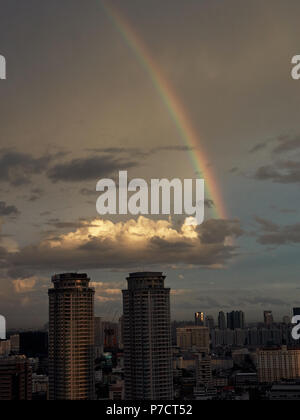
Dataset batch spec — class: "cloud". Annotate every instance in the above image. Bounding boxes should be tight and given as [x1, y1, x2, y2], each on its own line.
[255, 217, 300, 245]
[249, 142, 268, 154]
[13, 276, 38, 294]
[0, 150, 53, 186]
[7, 216, 242, 271]
[47, 155, 138, 183]
[27, 188, 44, 202]
[0, 201, 19, 216]
[273, 135, 300, 154]
[254, 160, 300, 184]
[253, 135, 300, 184]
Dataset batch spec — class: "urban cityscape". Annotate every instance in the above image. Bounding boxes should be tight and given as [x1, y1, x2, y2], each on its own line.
[1, 271, 300, 401]
[1, 0, 300, 407]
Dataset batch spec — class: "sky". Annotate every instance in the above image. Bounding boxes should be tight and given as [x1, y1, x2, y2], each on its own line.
[1, 0, 300, 328]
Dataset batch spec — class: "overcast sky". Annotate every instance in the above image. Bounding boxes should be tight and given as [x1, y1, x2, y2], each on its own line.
[1, 0, 300, 328]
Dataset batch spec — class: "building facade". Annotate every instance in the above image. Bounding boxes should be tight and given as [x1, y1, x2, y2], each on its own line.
[257, 346, 300, 383]
[48, 273, 95, 400]
[122, 272, 173, 400]
[0, 355, 32, 400]
[176, 326, 210, 353]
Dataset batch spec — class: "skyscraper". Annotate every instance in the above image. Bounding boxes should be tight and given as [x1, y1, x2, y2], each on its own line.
[122, 272, 173, 400]
[218, 311, 226, 330]
[264, 311, 274, 327]
[205, 316, 215, 330]
[195, 312, 205, 326]
[227, 311, 245, 330]
[48, 273, 95, 400]
[94, 316, 103, 358]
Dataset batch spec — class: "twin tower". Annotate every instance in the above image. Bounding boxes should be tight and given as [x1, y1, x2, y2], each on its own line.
[48, 271, 173, 400]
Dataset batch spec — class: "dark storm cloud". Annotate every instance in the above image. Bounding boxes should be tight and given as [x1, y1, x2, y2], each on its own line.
[254, 160, 300, 184]
[253, 135, 300, 183]
[198, 219, 243, 244]
[255, 217, 300, 245]
[254, 216, 279, 233]
[45, 219, 98, 230]
[0, 150, 53, 186]
[88, 145, 193, 158]
[47, 155, 138, 183]
[0, 201, 19, 217]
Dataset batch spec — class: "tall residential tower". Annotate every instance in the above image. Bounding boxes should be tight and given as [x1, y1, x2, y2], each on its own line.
[48, 273, 95, 400]
[122, 272, 173, 400]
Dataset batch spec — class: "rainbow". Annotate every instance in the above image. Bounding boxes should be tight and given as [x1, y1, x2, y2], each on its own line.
[100, 0, 227, 219]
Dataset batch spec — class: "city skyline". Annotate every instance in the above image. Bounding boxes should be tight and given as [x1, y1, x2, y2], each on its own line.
[1, 0, 300, 328]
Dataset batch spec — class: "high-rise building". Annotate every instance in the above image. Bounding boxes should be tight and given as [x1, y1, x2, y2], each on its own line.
[195, 352, 213, 388]
[205, 315, 215, 330]
[227, 311, 245, 330]
[257, 346, 300, 383]
[195, 312, 205, 326]
[102, 321, 119, 349]
[9, 335, 20, 354]
[264, 311, 274, 327]
[176, 326, 210, 353]
[94, 317, 103, 358]
[122, 272, 173, 400]
[218, 311, 226, 330]
[48, 273, 95, 400]
[0, 355, 32, 400]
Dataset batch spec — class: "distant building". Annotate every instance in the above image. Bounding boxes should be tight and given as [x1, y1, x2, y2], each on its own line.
[205, 316, 215, 330]
[235, 372, 258, 387]
[0, 355, 32, 400]
[94, 317, 103, 358]
[9, 335, 20, 354]
[195, 312, 205, 326]
[218, 311, 226, 330]
[48, 273, 95, 400]
[227, 311, 245, 330]
[118, 316, 124, 350]
[109, 380, 125, 400]
[0, 340, 11, 356]
[257, 346, 300, 383]
[195, 353, 212, 388]
[264, 311, 274, 327]
[32, 374, 48, 400]
[177, 326, 210, 353]
[102, 321, 119, 349]
[123, 272, 173, 400]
